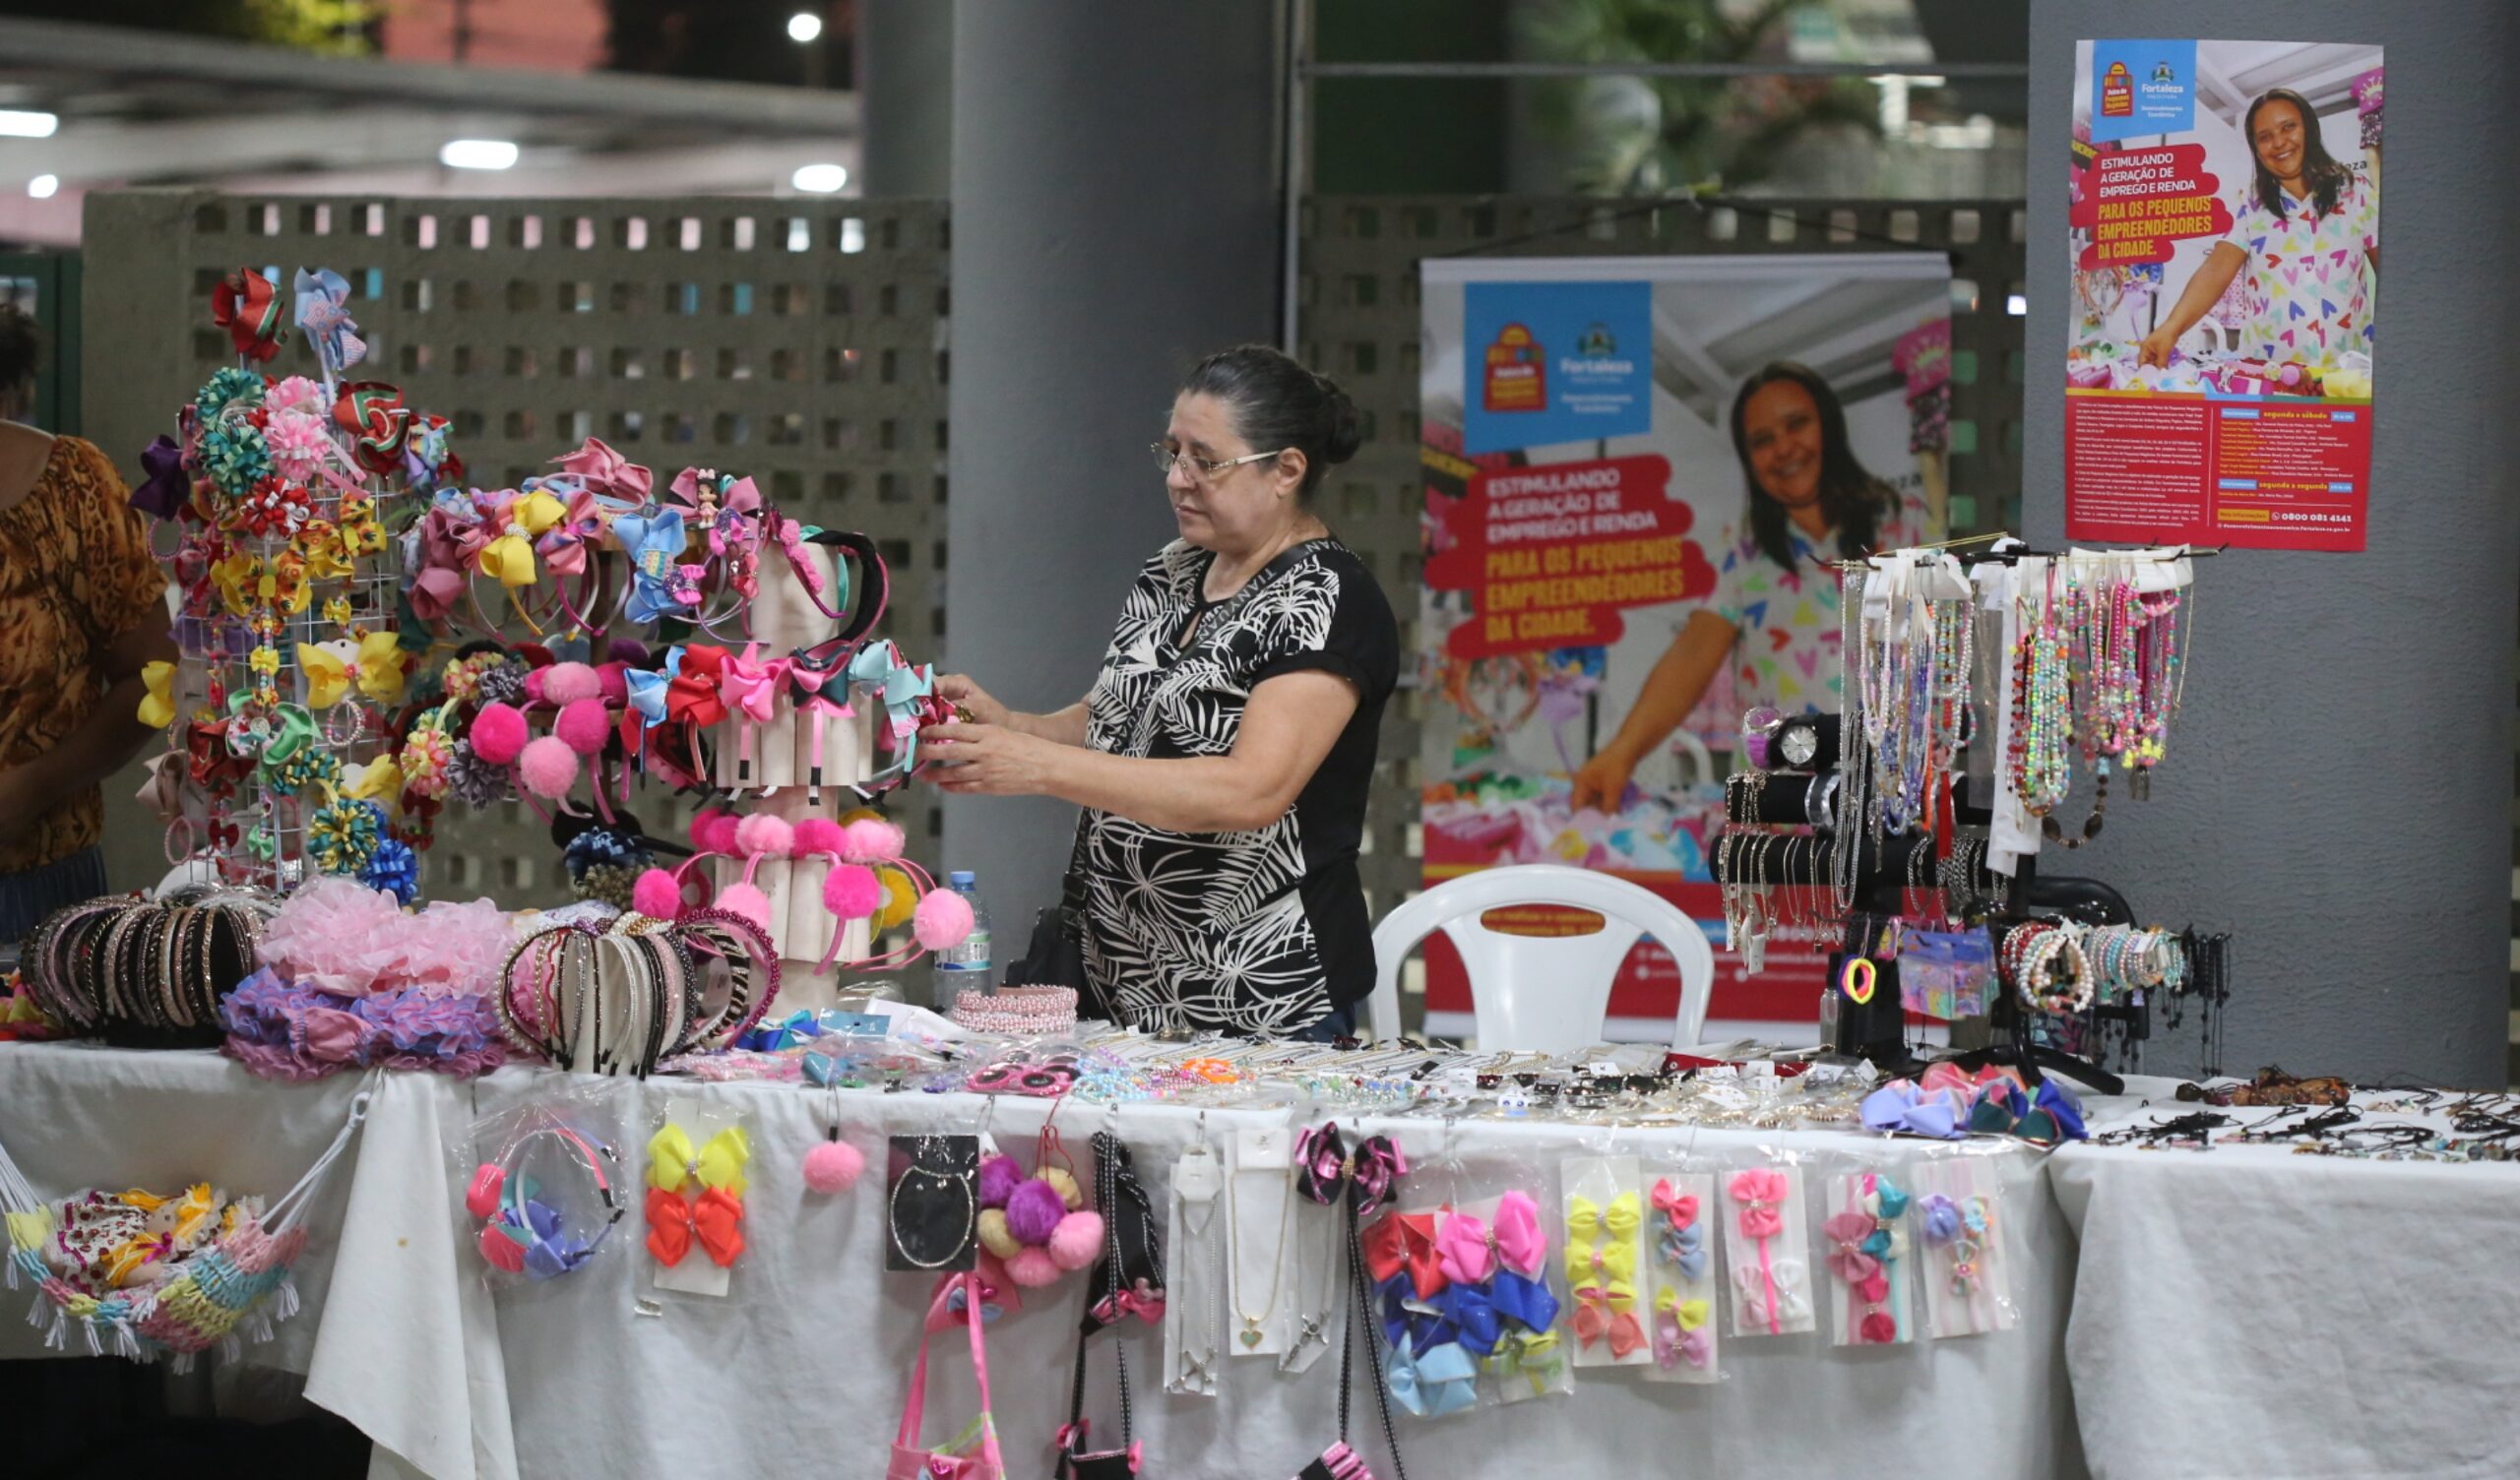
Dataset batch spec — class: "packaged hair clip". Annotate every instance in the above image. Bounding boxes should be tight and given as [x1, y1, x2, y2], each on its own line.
[461, 1086, 629, 1293]
[1914, 1148, 2018, 1338]
[1823, 1168, 1917, 1347]
[1560, 1154, 1651, 1369]
[1640, 1169, 1719, 1383]
[645, 1096, 752, 1296]
[1722, 1159, 1813, 1338]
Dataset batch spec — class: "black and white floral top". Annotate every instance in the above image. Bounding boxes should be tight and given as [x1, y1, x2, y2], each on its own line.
[1078, 538, 1399, 1036]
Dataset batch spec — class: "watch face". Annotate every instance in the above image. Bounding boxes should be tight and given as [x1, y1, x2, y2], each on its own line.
[1780, 725, 1818, 766]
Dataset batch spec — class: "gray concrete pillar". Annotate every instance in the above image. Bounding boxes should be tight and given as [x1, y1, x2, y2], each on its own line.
[2027, 0, 2520, 1083]
[859, 0, 954, 197]
[943, 0, 1283, 928]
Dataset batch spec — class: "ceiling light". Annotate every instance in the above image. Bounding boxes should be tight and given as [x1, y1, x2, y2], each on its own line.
[28, 174, 57, 200]
[439, 139, 519, 171]
[790, 162, 849, 194]
[788, 12, 823, 43]
[0, 110, 58, 139]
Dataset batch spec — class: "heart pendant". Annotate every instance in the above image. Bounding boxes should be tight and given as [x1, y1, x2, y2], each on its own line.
[1240, 1327, 1263, 1348]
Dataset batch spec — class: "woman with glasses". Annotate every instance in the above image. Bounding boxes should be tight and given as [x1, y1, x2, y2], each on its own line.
[922, 344, 1398, 1040]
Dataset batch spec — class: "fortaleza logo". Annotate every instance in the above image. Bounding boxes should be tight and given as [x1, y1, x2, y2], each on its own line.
[1561, 320, 1634, 375]
[2101, 60, 2133, 117]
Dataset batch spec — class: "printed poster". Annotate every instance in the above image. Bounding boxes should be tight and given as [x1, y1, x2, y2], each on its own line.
[1419, 255, 1950, 1042]
[2068, 38, 2382, 551]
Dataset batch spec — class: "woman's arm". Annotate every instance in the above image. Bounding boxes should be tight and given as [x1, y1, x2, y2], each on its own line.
[924, 670, 1359, 834]
[2137, 242, 2246, 366]
[0, 616, 178, 845]
[1569, 608, 1736, 811]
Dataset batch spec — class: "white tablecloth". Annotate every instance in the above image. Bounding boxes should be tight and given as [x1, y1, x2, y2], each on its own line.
[2052, 1079, 2520, 1480]
[0, 1044, 2085, 1479]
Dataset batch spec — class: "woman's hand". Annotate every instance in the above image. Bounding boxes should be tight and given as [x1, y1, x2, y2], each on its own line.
[933, 674, 1012, 729]
[920, 720, 1061, 797]
[1569, 745, 1637, 814]
[2135, 326, 2181, 369]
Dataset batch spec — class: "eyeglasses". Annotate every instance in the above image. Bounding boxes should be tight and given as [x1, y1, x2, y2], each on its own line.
[1148, 443, 1288, 481]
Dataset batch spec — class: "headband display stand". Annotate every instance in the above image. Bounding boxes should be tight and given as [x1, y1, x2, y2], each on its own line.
[709, 543, 872, 1016]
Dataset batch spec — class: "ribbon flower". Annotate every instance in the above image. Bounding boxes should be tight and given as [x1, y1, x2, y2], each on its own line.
[292, 267, 367, 374]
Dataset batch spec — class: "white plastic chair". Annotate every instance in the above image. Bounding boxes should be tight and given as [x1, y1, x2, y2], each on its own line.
[1366, 864, 1716, 1052]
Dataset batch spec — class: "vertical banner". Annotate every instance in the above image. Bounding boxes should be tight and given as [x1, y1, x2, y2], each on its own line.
[2067, 39, 2383, 551]
[1418, 256, 1950, 1042]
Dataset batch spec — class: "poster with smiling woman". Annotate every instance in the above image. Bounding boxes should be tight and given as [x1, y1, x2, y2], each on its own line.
[1418, 255, 1948, 1040]
[2067, 38, 2382, 552]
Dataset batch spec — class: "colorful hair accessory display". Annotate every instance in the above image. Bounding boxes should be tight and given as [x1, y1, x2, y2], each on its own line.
[1824, 1170, 1912, 1345]
[1642, 1172, 1718, 1383]
[645, 1119, 750, 1269]
[1726, 1165, 1812, 1337]
[0, 1083, 371, 1367]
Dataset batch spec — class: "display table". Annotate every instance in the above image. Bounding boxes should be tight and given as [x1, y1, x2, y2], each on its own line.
[2052, 1079, 2520, 1480]
[0, 1044, 2081, 1480]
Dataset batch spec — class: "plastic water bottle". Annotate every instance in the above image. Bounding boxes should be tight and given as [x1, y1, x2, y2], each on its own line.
[932, 871, 994, 1007]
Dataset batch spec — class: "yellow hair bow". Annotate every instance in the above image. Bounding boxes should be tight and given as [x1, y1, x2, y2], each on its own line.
[1566, 1192, 1642, 1244]
[513, 489, 567, 536]
[138, 660, 176, 728]
[355, 632, 410, 705]
[298, 520, 352, 582]
[346, 754, 404, 809]
[477, 531, 538, 588]
[649, 1123, 751, 1197]
[298, 641, 354, 709]
[1658, 1289, 1710, 1331]
[1565, 1235, 1638, 1285]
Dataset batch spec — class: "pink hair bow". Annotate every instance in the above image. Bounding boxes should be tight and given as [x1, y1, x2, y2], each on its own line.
[721, 645, 791, 725]
[1822, 1210, 1887, 1299]
[1491, 1189, 1546, 1276]
[535, 487, 608, 578]
[1650, 1179, 1698, 1227]
[1434, 1209, 1494, 1286]
[552, 437, 652, 503]
[1729, 1168, 1788, 1239]
[1921, 1061, 2010, 1097]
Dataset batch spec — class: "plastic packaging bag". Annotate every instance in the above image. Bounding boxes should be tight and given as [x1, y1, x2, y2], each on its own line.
[1899, 927, 1994, 1019]
[458, 1084, 628, 1293]
[1821, 1167, 1918, 1346]
[1639, 1166, 1720, 1383]
[645, 1096, 753, 1295]
[1561, 1154, 1652, 1369]
[1720, 1155, 1814, 1338]
[1911, 1146, 2020, 1337]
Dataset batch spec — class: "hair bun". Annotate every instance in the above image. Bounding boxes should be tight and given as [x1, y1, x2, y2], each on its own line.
[1316, 375, 1362, 466]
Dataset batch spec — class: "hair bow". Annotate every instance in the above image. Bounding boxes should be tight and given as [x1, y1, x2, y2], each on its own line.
[1386, 1341, 1480, 1417]
[212, 267, 285, 361]
[296, 634, 410, 710]
[1372, 1271, 1457, 1355]
[644, 1184, 744, 1268]
[405, 413, 462, 497]
[614, 506, 694, 625]
[1434, 1208, 1493, 1286]
[1728, 1168, 1789, 1239]
[1862, 1081, 1970, 1141]
[1428, 1281, 1502, 1357]
[1822, 1210, 1887, 1300]
[667, 644, 729, 728]
[721, 647, 790, 723]
[1570, 1281, 1645, 1357]
[1564, 1234, 1637, 1287]
[134, 436, 190, 522]
[292, 267, 366, 375]
[532, 485, 609, 579]
[553, 438, 653, 504]
[1090, 1278, 1166, 1327]
[1566, 1192, 1640, 1245]
[1491, 1189, 1546, 1276]
[1658, 1219, 1707, 1283]
[647, 1122, 751, 1197]
[485, 1193, 596, 1281]
[623, 661, 675, 735]
[1921, 1061, 2012, 1097]
[333, 382, 410, 474]
[1732, 1257, 1810, 1331]
[1917, 1193, 1990, 1298]
[1861, 1174, 1912, 1261]
[137, 660, 177, 730]
[1490, 1264, 1559, 1334]
[1652, 1290, 1713, 1371]
[1484, 1327, 1564, 1396]
[1292, 1122, 1407, 1217]
[1362, 1210, 1447, 1300]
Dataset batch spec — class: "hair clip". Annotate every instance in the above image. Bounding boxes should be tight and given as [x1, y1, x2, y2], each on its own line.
[1728, 1167, 1793, 1336]
[1652, 1287, 1712, 1370]
[1649, 1177, 1707, 1280]
[645, 1120, 749, 1268]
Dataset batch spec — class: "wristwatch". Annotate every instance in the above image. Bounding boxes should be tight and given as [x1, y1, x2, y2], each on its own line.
[1775, 716, 1823, 770]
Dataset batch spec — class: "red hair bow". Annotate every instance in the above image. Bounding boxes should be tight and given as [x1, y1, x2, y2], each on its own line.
[1362, 1211, 1449, 1300]
[667, 644, 729, 728]
[333, 382, 411, 474]
[212, 269, 285, 362]
[645, 1185, 745, 1267]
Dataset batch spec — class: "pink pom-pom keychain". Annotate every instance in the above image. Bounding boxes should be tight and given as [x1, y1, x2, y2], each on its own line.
[800, 1082, 864, 1194]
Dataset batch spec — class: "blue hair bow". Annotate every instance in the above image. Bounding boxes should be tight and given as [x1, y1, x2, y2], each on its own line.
[1656, 1219, 1708, 1283]
[1429, 1283, 1502, 1357]
[293, 266, 367, 376]
[1490, 1267, 1560, 1334]
[1386, 1341, 1480, 1417]
[625, 648, 682, 729]
[614, 506, 692, 626]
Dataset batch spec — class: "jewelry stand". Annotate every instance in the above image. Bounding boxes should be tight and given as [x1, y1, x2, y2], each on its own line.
[711, 546, 874, 1016]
